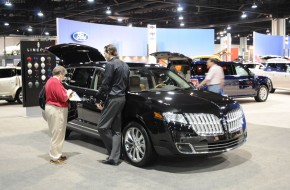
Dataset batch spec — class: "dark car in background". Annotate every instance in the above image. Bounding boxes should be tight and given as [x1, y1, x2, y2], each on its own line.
[151, 52, 272, 102]
[47, 44, 247, 167]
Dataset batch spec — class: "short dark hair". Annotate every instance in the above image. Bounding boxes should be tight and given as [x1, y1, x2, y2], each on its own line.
[208, 58, 219, 64]
[104, 44, 118, 56]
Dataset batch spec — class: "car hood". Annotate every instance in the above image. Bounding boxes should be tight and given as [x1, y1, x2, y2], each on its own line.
[136, 89, 239, 115]
[46, 43, 106, 65]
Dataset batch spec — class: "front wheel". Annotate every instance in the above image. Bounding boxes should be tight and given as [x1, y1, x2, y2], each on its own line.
[123, 122, 156, 167]
[15, 88, 23, 104]
[254, 85, 268, 102]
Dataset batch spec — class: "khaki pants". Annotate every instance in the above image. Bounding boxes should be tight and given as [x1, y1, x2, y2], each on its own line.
[45, 104, 68, 161]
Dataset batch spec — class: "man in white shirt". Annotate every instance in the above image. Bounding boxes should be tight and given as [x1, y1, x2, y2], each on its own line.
[197, 58, 224, 94]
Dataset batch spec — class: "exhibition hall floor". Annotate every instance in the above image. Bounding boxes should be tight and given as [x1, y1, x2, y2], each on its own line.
[1, 90, 290, 190]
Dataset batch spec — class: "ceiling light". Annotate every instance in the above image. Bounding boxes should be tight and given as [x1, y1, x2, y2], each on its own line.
[45, 32, 49, 35]
[27, 27, 33, 32]
[5, 1, 12, 6]
[117, 18, 123, 22]
[180, 22, 184, 27]
[247, 38, 250, 41]
[87, 0, 94, 2]
[128, 23, 132, 27]
[106, 7, 111, 14]
[217, 36, 220, 40]
[251, 3, 258, 9]
[4, 22, 9, 26]
[223, 30, 227, 34]
[179, 16, 183, 20]
[241, 12, 247, 18]
[37, 11, 44, 17]
[227, 25, 231, 30]
[266, 29, 270, 33]
[177, 5, 183, 12]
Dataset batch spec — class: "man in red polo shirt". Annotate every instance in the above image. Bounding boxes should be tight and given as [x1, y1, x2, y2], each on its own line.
[45, 66, 73, 164]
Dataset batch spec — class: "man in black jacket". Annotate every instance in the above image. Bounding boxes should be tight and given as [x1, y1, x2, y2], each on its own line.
[96, 44, 130, 166]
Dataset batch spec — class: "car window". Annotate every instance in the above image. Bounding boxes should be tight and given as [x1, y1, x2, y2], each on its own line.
[287, 64, 290, 73]
[70, 68, 95, 88]
[129, 68, 191, 92]
[93, 69, 105, 90]
[219, 64, 234, 75]
[234, 65, 249, 76]
[192, 64, 208, 76]
[16, 69, 21, 75]
[0, 69, 15, 78]
[169, 64, 191, 81]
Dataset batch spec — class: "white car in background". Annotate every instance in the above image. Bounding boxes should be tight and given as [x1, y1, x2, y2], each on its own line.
[3, 44, 20, 55]
[252, 58, 290, 93]
[243, 62, 265, 71]
[0, 67, 22, 104]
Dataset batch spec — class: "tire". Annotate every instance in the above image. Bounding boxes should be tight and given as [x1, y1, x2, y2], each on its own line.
[254, 85, 268, 102]
[65, 129, 72, 139]
[123, 122, 156, 167]
[270, 88, 276, 93]
[15, 88, 23, 104]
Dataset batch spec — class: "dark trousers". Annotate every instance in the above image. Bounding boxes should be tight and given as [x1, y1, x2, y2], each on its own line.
[98, 96, 125, 162]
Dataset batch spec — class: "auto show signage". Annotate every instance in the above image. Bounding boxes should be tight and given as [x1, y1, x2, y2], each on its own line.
[21, 41, 56, 107]
[71, 32, 89, 42]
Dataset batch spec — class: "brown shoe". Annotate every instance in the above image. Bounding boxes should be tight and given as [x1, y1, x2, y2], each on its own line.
[59, 155, 67, 161]
[50, 159, 65, 165]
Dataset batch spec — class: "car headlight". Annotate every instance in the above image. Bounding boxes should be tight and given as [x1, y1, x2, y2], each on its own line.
[163, 112, 188, 124]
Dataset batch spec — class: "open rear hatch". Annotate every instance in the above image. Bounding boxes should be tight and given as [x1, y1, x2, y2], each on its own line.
[46, 43, 106, 66]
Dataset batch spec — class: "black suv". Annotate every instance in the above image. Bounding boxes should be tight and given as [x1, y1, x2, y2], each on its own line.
[47, 44, 247, 167]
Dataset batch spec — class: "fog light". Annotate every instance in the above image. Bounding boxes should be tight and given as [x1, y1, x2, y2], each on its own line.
[176, 143, 194, 154]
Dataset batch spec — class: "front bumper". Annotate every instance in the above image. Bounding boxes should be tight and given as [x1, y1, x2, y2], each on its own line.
[153, 118, 247, 156]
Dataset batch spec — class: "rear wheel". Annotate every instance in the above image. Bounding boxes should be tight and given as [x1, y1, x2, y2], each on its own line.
[123, 122, 156, 167]
[65, 129, 72, 139]
[254, 85, 268, 102]
[15, 88, 23, 104]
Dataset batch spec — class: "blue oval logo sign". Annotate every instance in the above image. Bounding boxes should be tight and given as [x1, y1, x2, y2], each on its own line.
[72, 32, 89, 42]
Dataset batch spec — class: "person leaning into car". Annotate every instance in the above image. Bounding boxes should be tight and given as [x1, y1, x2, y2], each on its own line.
[197, 58, 225, 94]
[95, 44, 130, 166]
[45, 66, 74, 164]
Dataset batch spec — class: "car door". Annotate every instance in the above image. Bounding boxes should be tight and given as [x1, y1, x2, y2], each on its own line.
[66, 67, 96, 123]
[274, 63, 288, 89]
[0, 68, 16, 96]
[80, 68, 104, 132]
[232, 64, 256, 96]
[218, 63, 237, 96]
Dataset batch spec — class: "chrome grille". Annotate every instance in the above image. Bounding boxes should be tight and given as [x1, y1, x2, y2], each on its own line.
[184, 113, 223, 136]
[226, 108, 244, 132]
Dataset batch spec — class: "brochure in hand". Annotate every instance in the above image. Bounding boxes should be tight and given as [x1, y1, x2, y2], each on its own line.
[69, 92, 82, 101]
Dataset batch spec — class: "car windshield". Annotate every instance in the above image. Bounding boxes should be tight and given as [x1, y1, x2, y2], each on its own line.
[129, 67, 191, 92]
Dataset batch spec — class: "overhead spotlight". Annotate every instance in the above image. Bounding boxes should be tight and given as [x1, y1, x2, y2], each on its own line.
[27, 27, 33, 32]
[177, 5, 183, 12]
[266, 29, 270, 33]
[106, 7, 111, 14]
[241, 12, 247, 18]
[180, 22, 185, 27]
[227, 25, 231, 30]
[179, 16, 183, 20]
[87, 0, 94, 2]
[217, 36, 220, 40]
[45, 32, 49, 35]
[117, 18, 123, 22]
[128, 23, 132, 27]
[251, 3, 258, 9]
[166, 21, 169, 24]
[37, 11, 44, 17]
[223, 30, 227, 34]
[247, 38, 250, 41]
[5, 1, 12, 6]
[4, 22, 9, 26]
